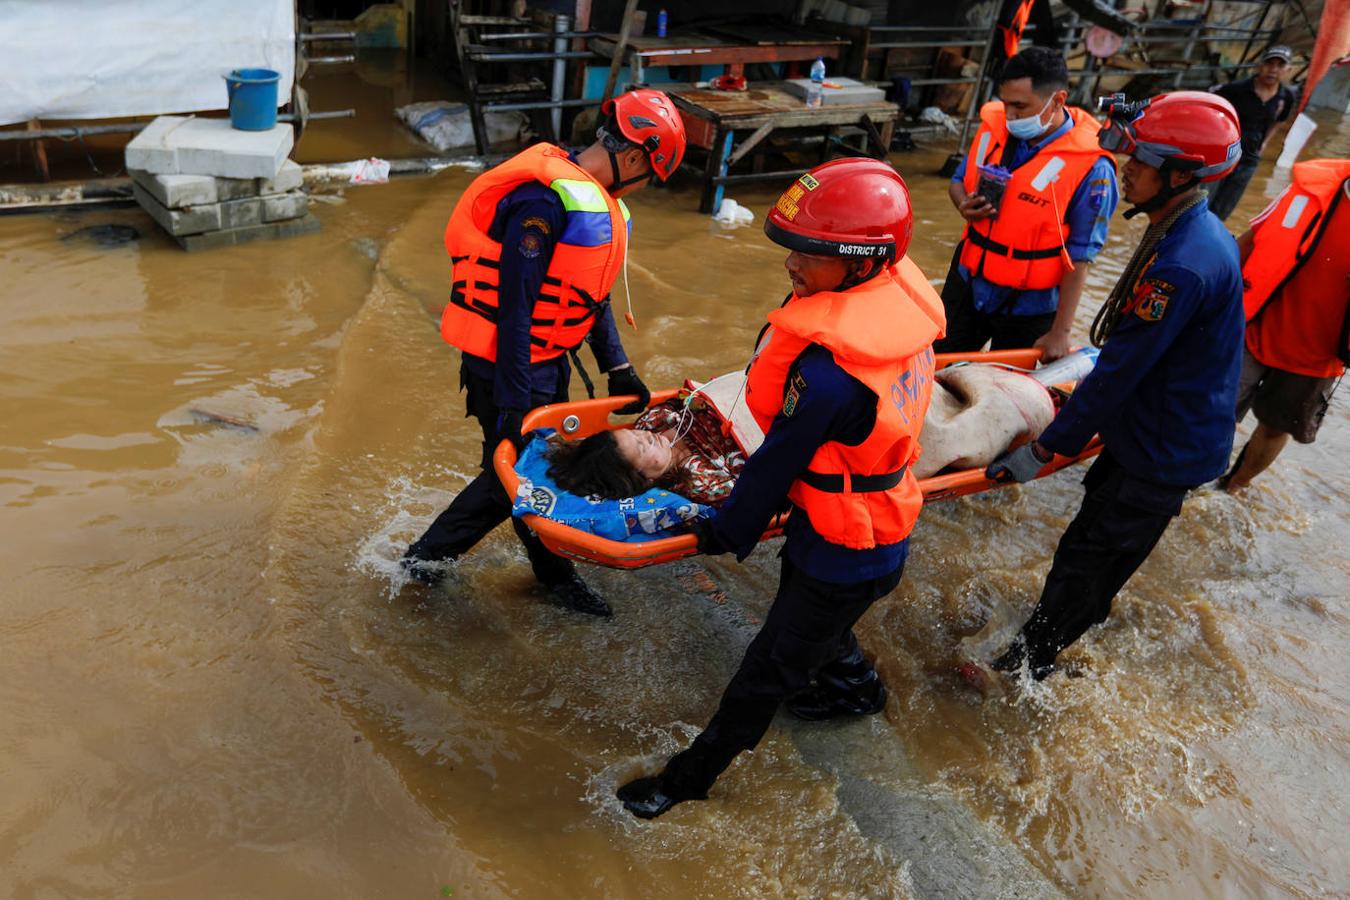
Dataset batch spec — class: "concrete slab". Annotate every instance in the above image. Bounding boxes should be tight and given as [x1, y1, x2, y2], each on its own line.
[215, 178, 260, 202]
[174, 119, 293, 178]
[176, 213, 321, 252]
[262, 191, 308, 222]
[125, 116, 192, 174]
[260, 160, 304, 194]
[130, 169, 219, 208]
[125, 116, 294, 178]
[133, 182, 220, 235]
[783, 76, 887, 106]
[219, 197, 264, 230]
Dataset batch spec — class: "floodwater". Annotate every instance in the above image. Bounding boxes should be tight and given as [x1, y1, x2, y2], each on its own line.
[2, 66, 1347, 897]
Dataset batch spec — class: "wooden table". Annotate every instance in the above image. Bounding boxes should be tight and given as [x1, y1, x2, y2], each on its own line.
[668, 84, 900, 213]
[589, 29, 849, 84]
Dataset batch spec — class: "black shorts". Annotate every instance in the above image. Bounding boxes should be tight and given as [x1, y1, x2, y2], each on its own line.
[1236, 349, 1340, 444]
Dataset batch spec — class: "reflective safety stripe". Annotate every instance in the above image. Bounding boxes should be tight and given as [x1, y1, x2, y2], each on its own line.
[1030, 156, 1066, 192]
[549, 178, 609, 212]
[973, 132, 991, 170]
[1281, 194, 1309, 229]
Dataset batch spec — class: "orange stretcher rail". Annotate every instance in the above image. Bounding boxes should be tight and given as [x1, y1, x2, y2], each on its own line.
[493, 348, 1103, 569]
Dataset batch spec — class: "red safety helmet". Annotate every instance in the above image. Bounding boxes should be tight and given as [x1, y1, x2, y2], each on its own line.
[764, 158, 914, 262]
[599, 89, 687, 182]
[1098, 90, 1241, 182]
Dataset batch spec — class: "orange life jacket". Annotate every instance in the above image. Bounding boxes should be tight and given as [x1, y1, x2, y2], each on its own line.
[1243, 158, 1350, 319]
[743, 258, 946, 549]
[960, 103, 1114, 291]
[440, 143, 630, 364]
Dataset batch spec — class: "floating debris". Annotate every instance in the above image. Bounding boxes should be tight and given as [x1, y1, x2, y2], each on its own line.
[188, 408, 261, 434]
[61, 224, 141, 247]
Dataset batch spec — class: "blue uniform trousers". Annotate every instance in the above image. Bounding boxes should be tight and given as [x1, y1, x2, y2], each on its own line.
[406, 365, 575, 585]
[1008, 451, 1189, 677]
[660, 555, 904, 798]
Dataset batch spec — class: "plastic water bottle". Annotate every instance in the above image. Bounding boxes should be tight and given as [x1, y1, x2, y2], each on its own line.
[656, 8, 668, 38]
[806, 56, 826, 108]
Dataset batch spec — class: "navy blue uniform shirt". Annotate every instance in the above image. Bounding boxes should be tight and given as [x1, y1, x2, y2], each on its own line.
[1038, 198, 1245, 487]
[709, 343, 909, 584]
[460, 172, 629, 411]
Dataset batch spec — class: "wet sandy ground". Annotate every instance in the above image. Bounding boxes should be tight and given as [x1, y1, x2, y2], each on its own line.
[1, 58, 1347, 898]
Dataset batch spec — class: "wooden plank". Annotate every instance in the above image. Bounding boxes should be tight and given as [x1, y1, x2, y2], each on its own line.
[726, 121, 775, 167]
[859, 114, 886, 156]
[28, 119, 49, 182]
[602, 0, 640, 102]
[669, 85, 899, 129]
[636, 43, 844, 68]
[699, 126, 726, 214]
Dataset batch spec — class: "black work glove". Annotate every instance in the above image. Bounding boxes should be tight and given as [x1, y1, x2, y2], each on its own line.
[607, 365, 651, 415]
[496, 408, 529, 451]
[985, 442, 1053, 484]
[692, 519, 730, 556]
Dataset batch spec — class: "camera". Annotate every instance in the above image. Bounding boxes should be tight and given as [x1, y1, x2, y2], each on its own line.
[1097, 92, 1150, 121]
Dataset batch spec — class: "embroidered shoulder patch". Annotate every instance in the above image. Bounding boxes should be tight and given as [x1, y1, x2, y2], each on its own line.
[782, 371, 807, 417]
[1130, 276, 1175, 322]
[518, 231, 543, 259]
[521, 216, 551, 235]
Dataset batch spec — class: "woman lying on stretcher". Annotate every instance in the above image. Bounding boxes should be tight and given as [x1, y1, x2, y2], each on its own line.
[546, 397, 745, 506]
[545, 348, 1098, 507]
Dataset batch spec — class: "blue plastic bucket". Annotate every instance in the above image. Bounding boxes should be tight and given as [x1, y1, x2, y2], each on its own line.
[224, 68, 280, 131]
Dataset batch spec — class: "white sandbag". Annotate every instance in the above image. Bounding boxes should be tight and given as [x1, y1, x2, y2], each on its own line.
[395, 102, 531, 151]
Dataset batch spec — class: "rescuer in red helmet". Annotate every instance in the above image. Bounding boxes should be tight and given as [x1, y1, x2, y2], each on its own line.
[401, 89, 686, 618]
[972, 91, 1248, 683]
[618, 158, 946, 819]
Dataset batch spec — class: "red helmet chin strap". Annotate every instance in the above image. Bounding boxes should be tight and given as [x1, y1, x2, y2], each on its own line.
[606, 149, 651, 190]
[1124, 165, 1198, 219]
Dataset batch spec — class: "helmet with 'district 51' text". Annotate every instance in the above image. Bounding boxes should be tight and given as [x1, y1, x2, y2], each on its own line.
[764, 158, 914, 262]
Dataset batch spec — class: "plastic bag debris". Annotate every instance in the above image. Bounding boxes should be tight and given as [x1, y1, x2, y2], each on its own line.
[713, 197, 755, 226]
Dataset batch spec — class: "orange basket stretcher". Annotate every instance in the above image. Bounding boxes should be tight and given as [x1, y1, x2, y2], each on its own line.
[493, 348, 1103, 569]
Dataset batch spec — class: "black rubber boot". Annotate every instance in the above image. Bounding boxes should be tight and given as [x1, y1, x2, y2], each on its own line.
[400, 554, 449, 587]
[545, 574, 613, 618]
[617, 776, 685, 819]
[990, 637, 1026, 673]
[991, 637, 1056, 681]
[786, 681, 888, 721]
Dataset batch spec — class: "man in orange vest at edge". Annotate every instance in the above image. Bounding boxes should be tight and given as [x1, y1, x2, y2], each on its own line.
[1222, 158, 1350, 493]
[938, 47, 1119, 361]
[618, 159, 945, 818]
[400, 89, 687, 618]
[977, 92, 1246, 682]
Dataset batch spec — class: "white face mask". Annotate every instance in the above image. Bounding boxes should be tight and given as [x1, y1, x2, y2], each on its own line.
[1007, 94, 1056, 141]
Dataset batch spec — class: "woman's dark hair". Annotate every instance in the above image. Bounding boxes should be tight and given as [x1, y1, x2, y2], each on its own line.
[546, 431, 653, 500]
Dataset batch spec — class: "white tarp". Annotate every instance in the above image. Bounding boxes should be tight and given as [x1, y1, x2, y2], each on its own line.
[0, 0, 294, 126]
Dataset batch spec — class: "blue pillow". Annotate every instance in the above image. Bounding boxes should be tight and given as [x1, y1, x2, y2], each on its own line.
[510, 429, 712, 542]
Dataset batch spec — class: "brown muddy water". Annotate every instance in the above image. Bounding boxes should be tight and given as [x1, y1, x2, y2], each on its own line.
[2, 63, 1347, 896]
